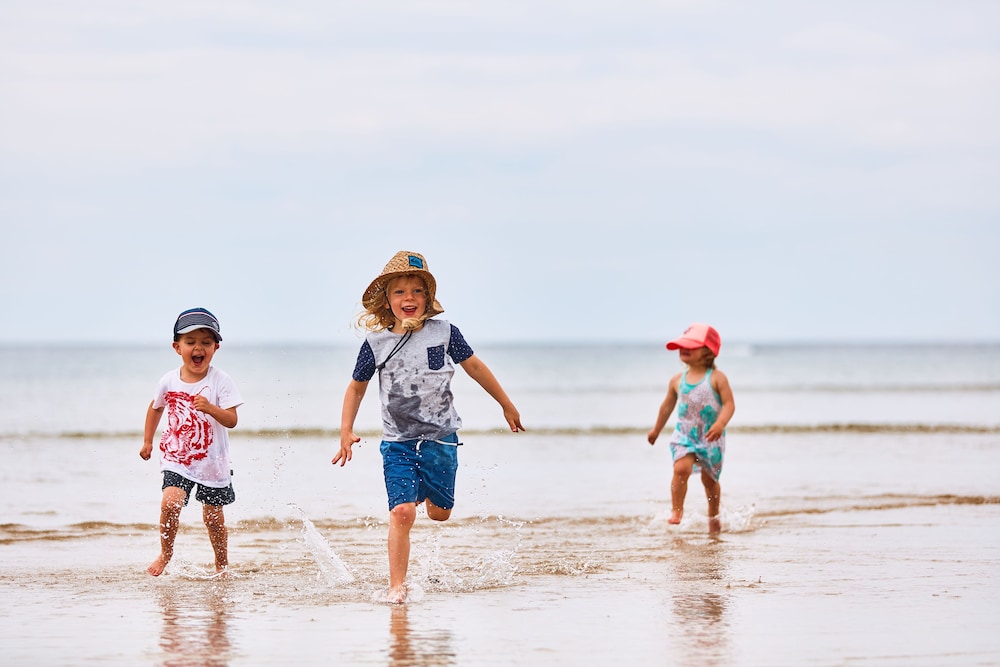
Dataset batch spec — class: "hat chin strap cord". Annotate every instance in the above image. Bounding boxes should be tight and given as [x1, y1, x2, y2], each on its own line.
[376, 329, 413, 372]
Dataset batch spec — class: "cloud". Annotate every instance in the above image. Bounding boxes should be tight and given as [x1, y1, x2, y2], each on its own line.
[3, 1, 998, 167]
[0, 1, 997, 343]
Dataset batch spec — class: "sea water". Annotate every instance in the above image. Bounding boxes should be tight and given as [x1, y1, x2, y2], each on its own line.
[1, 342, 998, 665]
[2, 341, 996, 437]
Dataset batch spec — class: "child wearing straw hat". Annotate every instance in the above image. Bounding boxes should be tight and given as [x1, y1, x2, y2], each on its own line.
[333, 250, 524, 604]
[647, 323, 735, 534]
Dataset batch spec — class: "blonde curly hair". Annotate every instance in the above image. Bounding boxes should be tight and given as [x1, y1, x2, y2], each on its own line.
[356, 274, 433, 333]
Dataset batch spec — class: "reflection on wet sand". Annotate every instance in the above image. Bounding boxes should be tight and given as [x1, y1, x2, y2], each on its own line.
[155, 582, 233, 667]
[388, 604, 455, 667]
[667, 538, 731, 665]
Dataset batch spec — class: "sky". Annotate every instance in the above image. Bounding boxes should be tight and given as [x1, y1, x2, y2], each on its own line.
[1, 1, 998, 345]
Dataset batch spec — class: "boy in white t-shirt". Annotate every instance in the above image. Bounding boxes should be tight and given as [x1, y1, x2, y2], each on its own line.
[139, 308, 244, 577]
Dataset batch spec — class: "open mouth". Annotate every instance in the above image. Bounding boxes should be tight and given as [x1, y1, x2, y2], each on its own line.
[192, 355, 205, 364]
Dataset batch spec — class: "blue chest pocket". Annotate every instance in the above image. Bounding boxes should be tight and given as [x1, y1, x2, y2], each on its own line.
[427, 345, 446, 370]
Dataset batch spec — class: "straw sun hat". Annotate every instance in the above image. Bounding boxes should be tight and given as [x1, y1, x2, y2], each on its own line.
[362, 251, 444, 317]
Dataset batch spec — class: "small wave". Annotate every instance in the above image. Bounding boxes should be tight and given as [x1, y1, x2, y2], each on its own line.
[732, 423, 1000, 434]
[4, 496, 994, 537]
[518, 383, 1000, 394]
[466, 423, 999, 436]
[3, 422, 997, 442]
[0, 521, 152, 544]
[757, 494, 1000, 519]
[739, 383, 1000, 393]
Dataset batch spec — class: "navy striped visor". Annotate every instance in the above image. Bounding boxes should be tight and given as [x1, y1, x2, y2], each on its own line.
[173, 308, 222, 341]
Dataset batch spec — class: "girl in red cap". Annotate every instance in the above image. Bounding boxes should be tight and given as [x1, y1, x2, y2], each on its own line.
[647, 323, 735, 534]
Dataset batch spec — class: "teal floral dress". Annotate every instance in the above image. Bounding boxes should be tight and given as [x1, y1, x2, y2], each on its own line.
[668, 369, 726, 481]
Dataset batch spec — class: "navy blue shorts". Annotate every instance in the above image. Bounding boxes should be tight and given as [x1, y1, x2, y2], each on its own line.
[162, 471, 235, 507]
[380, 433, 460, 511]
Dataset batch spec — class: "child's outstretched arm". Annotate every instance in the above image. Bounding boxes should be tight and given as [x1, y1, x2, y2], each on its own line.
[647, 375, 680, 445]
[334, 379, 369, 466]
[459, 355, 524, 433]
[139, 401, 164, 460]
[706, 370, 735, 442]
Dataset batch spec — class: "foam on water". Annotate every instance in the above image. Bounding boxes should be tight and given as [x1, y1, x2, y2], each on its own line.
[172, 560, 240, 580]
[408, 515, 523, 592]
[645, 504, 758, 535]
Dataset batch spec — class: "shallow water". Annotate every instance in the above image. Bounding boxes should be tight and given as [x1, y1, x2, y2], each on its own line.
[1, 343, 999, 664]
[2, 430, 999, 665]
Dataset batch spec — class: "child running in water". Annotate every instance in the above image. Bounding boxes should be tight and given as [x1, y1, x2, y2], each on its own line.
[334, 250, 524, 604]
[647, 323, 735, 534]
[140, 308, 243, 576]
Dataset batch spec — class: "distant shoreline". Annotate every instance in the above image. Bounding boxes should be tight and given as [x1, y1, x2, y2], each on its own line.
[7, 422, 999, 441]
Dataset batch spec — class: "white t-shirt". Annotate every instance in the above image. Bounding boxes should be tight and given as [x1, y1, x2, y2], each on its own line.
[152, 365, 243, 487]
[351, 319, 474, 441]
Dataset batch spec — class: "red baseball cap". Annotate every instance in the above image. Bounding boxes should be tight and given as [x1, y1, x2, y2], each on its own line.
[666, 323, 721, 356]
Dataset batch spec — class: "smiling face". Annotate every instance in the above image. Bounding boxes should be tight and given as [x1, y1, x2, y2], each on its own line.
[385, 275, 428, 330]
[173, 328, 220, 382]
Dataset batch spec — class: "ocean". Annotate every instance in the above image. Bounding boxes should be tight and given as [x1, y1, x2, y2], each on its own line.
[1, 341, 998, 666]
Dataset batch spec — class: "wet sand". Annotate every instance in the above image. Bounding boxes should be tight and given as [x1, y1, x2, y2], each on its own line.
[2, 501, 999, 665]
[2, 431, 1000, 665]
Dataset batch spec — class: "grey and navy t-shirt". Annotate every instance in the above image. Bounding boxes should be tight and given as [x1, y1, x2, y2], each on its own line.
[352, 318, 474, 441]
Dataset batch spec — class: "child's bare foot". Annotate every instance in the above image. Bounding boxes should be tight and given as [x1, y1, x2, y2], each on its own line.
[213, 565, 231, 579]
[147, 553, 170, 576]
[708, 516, 722, 534]
[386, 584, 408, 605]
[668, 510, 683, 525]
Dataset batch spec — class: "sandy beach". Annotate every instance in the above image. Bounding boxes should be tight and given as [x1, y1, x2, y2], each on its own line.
[2, 430, 999, 666]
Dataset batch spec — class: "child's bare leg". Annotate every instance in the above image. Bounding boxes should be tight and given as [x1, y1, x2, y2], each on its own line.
[701, 469, 722, 534]
[148, 486, 186, 576]
[203, 504, 229, 574]
[387, 502, 417, 603]
[669, 455, 695, 524]
[425, 499, 452, 522]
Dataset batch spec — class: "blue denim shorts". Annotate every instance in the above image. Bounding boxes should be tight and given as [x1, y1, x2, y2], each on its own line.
[380, 433, 460, 511]
[162, 470, 236, 507]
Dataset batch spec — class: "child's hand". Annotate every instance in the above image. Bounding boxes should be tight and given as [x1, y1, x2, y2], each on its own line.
[332, 432, 361, 466]
[706, 424, 724, 442]
[192, 394, 212, 413]
[647, 430, 658, 446]
[503, 405, 524, 433]
[139, 442, 152, 460]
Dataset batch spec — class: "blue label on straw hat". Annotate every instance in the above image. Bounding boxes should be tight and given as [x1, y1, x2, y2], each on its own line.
[408, 255, 424, 269]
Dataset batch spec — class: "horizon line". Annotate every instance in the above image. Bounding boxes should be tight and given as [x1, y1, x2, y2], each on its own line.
[0, 338, 998, 347]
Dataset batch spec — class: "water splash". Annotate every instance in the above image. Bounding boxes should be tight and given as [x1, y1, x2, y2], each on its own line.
[723, 504, 757, 532]
[370, 583, 425, 605]
[645, 504, 757, 534]
[172, 560, 240, 580]
[470, 515, 522, 587]
[289, 504, 355, 586]
[410, 515, 523, 592]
